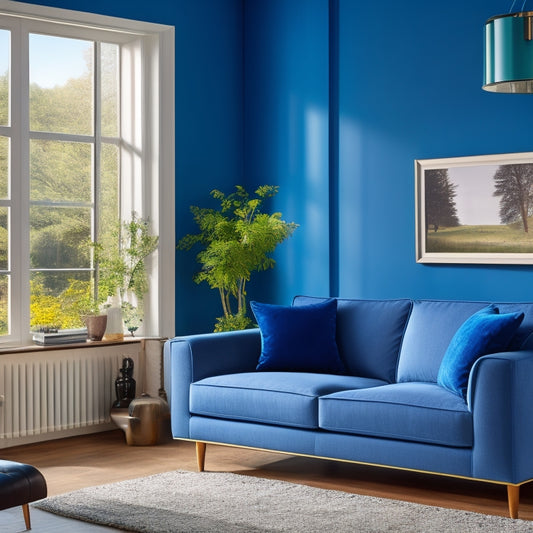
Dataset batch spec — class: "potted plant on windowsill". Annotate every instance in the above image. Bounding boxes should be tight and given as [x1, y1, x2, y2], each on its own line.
[84, 313, 108, 341]
[178, 185, 298, 332]
[29, 213, 158, 343]
[92, 212, 159, 338]
[71, 280, 108, 341]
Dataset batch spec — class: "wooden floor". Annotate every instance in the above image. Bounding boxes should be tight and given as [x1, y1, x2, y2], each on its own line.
[2, 429, 533, 531]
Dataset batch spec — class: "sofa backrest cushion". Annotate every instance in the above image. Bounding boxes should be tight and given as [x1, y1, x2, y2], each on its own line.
[293, 296, 412, 382]
[397, 300, 533, 384]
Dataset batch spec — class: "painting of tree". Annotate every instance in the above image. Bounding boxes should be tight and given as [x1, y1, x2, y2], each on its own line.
[425, 168, 460, 232]
[493, 163, 533, 233]
[416, 153, 533, 264]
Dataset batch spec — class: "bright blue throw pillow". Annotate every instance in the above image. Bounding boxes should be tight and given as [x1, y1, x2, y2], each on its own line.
[437, 304, 524, 398]
[251, 299, 345, 374]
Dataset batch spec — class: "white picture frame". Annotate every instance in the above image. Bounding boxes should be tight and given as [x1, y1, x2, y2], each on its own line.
[415, 152, 533, 264]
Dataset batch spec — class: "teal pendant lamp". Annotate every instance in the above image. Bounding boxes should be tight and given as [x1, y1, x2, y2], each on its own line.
[484, 1, 533, 93]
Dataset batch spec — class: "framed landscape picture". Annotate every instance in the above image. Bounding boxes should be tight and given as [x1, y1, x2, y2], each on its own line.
[415, 152, 533, 264]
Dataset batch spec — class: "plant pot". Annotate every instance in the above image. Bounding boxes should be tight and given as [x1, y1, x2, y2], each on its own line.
[84, 314, 108, 341]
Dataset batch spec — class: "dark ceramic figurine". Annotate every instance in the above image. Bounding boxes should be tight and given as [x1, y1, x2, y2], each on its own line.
[113, 357, 136, 408]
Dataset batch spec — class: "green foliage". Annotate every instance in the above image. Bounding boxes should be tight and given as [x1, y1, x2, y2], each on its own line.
[0, 72, 8, 126]
[426, 222, 533, 253]
[30, 277, 94, 329]
[30, 68, 93, 135]
[425, 169, 459, 233]
[94, 212, 159, 304]
[178, 185, 298, 332]
[493, 163, 533, 233]
[214, 311, 254, 333]
[122, 301, 143, 336]
[0, 276, 7, 335]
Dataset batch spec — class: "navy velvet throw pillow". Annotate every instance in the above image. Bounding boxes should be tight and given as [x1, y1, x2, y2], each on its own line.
[251, 298, 345, 374]
[437, 304, 524, 398]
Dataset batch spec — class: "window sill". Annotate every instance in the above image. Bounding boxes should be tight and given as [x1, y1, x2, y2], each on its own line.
[0, 336, 158, 355]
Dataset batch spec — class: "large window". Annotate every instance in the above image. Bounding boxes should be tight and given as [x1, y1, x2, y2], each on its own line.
[0, 3, 175, 345]
[29, 35, 119, 332]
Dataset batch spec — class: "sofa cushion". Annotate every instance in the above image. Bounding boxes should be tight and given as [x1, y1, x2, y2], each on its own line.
[437, 305, 524, 398]
[318, 382, 473, 447]
[251, 299, 345, 374]
[293, 296, 412, 382]
[397, 300, 490, 383]
[497, 302, 533, 350]
[190, 372, 387, 429]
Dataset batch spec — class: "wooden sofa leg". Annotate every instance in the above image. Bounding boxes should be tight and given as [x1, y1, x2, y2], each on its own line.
[507, 484, 520, 519]
[22, 503, 31, 530]
[196, 441, 206, 472]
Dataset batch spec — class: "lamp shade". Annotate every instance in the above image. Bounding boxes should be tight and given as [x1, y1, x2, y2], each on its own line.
[483, 11, 533, 93]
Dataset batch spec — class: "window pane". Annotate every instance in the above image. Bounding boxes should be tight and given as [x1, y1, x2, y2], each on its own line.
[29, 34, 93, 135]
[30, 140, 92, 203]
[0, 136, 8, 199]
[30, 207, 91, 269]
[30, 271, 91, 330]
[0, 29, 9, 126]
[101, 43, 119, 137]
[0, 207, 8, 270]
[0, 275, 8, 336]
[99, 142, 119, 246]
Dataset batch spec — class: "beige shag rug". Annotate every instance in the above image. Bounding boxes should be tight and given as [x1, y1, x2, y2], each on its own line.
[35, 470, 533, 532]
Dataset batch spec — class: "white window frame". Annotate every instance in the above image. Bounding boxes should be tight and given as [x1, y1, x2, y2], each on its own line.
[0, 0, 175, 345]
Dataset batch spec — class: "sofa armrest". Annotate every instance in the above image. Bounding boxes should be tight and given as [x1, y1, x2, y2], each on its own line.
[468, 350, 533, 483]
[163, 329, 261, 438]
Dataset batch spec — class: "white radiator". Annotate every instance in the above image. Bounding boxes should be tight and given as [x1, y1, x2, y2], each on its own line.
[0, 342, 142, 447]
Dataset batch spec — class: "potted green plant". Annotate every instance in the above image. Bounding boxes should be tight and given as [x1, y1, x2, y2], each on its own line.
[178, 185, 298, 332]
[91, 212, 159, 336]
[76, 279, 108, 341]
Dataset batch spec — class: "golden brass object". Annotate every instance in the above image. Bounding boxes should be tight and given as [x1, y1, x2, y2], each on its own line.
[111, 393, 171, 446]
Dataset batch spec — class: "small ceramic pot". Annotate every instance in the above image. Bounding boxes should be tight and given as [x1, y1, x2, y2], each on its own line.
[84, 314, 108, 341]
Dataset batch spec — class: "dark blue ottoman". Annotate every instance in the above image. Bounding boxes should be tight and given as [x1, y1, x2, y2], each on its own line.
[0, 460, 47, 530]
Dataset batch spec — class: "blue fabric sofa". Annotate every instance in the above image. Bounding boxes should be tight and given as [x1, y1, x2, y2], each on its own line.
[164, 296, 533, 518]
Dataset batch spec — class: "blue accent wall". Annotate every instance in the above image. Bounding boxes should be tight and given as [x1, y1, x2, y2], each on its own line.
[337, 0, 533, 301]
[17, 0, 533, 333]
[245, 0, 533, 310]
[243, 0, 330, 305]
